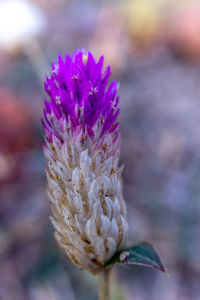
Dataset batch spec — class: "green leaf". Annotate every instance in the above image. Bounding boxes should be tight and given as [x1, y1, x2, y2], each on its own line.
[105, 242, 166, 273]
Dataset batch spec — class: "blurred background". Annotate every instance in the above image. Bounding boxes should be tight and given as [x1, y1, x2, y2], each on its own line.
[0, 0, 200, 299]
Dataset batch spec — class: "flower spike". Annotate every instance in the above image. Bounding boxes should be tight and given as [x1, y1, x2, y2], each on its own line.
[42, 50, 129, 274]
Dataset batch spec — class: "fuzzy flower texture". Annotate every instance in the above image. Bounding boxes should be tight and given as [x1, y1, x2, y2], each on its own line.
[42, 50, 129, 274]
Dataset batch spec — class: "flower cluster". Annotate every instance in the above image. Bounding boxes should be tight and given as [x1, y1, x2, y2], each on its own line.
[42, 50, 129, 274]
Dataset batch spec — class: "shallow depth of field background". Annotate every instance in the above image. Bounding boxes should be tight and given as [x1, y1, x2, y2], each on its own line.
[0, 0, 200, 299]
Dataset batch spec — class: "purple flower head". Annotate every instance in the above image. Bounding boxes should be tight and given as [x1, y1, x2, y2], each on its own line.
[42, 50, 129, 273]
[42, 50, 120, 155]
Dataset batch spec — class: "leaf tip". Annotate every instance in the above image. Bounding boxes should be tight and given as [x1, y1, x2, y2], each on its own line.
[160, 265, 169, 275]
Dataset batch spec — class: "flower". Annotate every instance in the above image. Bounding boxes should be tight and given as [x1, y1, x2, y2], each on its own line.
[42, 50, 129, 274]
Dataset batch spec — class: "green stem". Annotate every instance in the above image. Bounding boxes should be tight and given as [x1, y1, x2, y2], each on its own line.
[97, 268, 111, 300]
